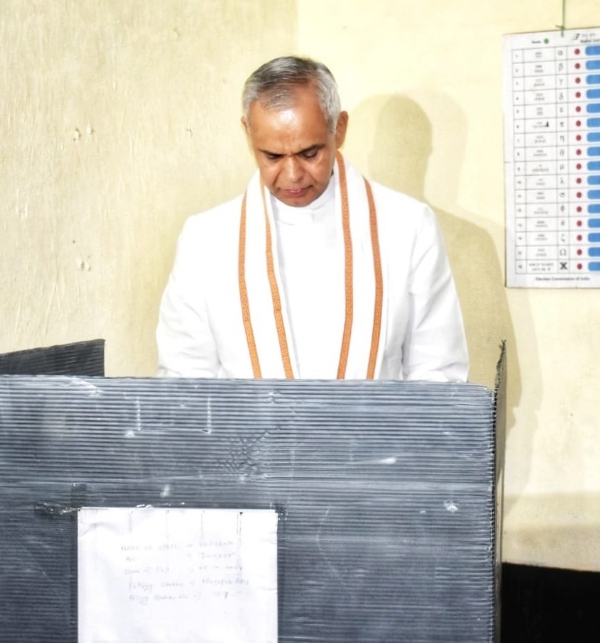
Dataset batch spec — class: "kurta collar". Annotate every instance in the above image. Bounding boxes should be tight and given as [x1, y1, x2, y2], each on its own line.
[271, 174, 336, 225]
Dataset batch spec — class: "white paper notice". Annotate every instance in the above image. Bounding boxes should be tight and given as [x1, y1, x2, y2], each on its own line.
[77, 507, 278, 643]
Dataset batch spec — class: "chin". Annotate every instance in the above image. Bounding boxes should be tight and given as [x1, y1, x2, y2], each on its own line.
[279, 188, 325, 207]
[287, 197, 315, 207]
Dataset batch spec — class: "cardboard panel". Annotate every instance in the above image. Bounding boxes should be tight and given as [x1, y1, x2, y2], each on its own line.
[0, 339, 105, 376]
[0, 375, 501, 642]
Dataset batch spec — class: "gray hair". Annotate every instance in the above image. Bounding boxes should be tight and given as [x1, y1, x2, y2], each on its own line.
[242, 56, 341, 132]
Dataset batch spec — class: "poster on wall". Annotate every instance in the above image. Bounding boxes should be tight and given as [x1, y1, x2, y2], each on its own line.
[77, 507, 278, 643]
[504, 27, 600, 287]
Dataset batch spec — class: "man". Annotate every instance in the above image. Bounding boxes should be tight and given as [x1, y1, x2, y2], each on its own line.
[156, 56, 468, 381]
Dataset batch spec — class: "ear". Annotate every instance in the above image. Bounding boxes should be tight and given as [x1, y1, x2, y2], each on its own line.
[241, 116, 250, 136]
[335, 111, 349, 149]
[241, 116, 255, 157]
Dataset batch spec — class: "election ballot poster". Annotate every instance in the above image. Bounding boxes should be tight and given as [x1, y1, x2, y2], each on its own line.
[504, 27, 600, 287]
[78, 507, 278, 643]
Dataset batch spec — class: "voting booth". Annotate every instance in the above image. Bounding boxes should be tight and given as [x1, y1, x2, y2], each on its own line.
[0, 341, 505, 642]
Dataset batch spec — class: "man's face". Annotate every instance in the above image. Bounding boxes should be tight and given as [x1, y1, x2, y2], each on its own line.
[242, 85, 348, 207]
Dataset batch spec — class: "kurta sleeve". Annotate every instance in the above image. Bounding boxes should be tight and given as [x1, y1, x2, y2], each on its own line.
[156, 220, 220, 378]
[401, 206, 469, 382]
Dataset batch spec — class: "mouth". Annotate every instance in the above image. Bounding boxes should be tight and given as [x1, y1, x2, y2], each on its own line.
[282, 187, 310, 199]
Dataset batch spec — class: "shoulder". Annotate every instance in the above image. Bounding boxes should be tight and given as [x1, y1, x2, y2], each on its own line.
[369, 180, 429, 216]
[368, 180, 437, 237]
[360, 178, 446, 263]
[180, 194, 244, 242]
[341, 156, 433, 230]
[171, 194, 244, 271]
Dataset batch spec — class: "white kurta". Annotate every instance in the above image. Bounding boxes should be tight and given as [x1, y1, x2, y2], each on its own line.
[272, 178, 343, 378]
[156, 155, 469, 381]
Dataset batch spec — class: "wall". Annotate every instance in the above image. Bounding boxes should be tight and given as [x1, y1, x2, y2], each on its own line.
[1, 0, 599, 572]
[0, 0, 296, 374]
[297, 0, 600, 571]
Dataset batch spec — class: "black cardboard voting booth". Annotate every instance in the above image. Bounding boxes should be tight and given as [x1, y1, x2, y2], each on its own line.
[0, 339, 105, 377]
[0, 341, 505, 642]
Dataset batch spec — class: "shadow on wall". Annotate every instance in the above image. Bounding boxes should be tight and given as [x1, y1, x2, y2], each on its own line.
[503, 492, 600, 572]
[344, 94, 541, 519]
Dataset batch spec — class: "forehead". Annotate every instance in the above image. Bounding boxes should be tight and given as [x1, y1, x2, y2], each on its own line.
[247, 86, 330, 143]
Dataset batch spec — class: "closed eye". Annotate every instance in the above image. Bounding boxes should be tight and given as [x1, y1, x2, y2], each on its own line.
[300, 147, 320, 159]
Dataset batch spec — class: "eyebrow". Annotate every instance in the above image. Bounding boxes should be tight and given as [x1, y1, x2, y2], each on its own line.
[260, 144, 323, 157]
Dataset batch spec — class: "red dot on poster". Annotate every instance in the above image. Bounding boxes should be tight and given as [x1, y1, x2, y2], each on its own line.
[576, 120, 582, 127]
[577, 135, 582, 141]
[576, 106, 582, 112]
[577, 206, 583, 213]
[577, 177, 582, 184]
[577, 235, 583, 241]
[576, 164, 582, 170]
[576, 149, 582, 155]
[577, 249, 583, 256]
[577, 192, 582, 198]
[576, 92, 582, 98]
[575, 48, 581, 54]
[575, 63, 581, 69]
[576, 77, 581, 84]
[577, 220, 583, 226]
[577, 264, 583, 270]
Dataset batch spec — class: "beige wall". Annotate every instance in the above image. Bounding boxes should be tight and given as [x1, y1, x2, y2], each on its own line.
[1, 1, 599, 571]
[0, 0, 296, 374]
[298, 0, 600, 571]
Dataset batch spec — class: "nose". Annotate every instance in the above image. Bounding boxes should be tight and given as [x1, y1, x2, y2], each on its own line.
[282, 156, 304, 183]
